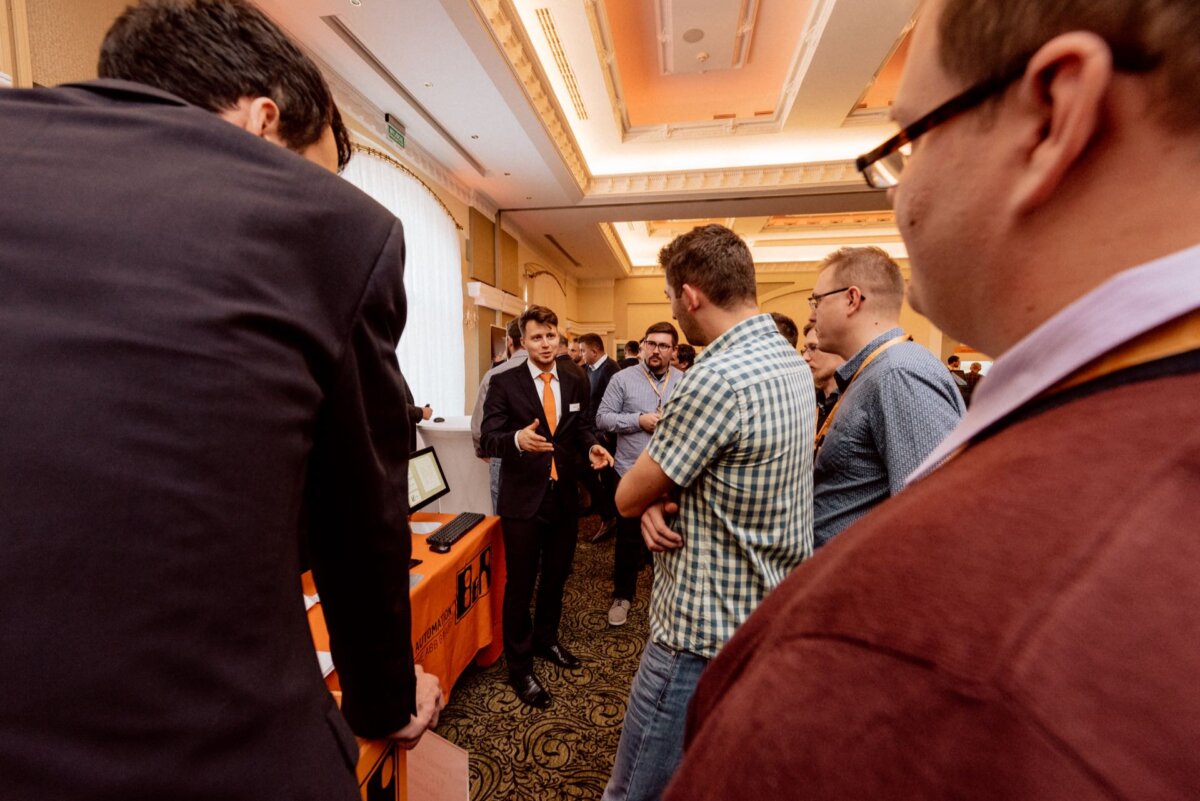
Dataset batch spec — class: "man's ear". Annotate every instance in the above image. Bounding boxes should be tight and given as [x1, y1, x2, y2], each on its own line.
[217, 96, 283, 144]
[1009, 32, 1113, 216]
[680, 283, 704, 312]
[845, 285, 867, 314]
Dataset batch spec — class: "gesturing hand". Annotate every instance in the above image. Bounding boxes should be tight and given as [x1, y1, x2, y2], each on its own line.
[589, 445, 615, 470]
[517, 419, 554, 453]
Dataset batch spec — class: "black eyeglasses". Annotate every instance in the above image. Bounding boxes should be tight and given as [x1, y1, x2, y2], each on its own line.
[808, 287, 861, 310]
[855, 46, 1161, 189]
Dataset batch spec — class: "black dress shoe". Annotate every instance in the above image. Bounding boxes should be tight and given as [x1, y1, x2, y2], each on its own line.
[535, 642, 581, 669]
[509, 672, 551, 708]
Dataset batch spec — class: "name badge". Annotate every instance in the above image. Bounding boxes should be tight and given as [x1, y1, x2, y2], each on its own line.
[568, 402, 581, 412]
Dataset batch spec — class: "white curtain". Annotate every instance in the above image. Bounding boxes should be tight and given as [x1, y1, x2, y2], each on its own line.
[341, 150, 465, 417]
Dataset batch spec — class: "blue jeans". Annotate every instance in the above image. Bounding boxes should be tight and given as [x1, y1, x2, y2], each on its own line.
[603, 640, 709, 801]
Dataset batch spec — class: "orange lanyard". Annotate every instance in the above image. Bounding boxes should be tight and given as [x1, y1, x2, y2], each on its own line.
[641, 366, 672, 414]
[942, 309, 1200, 467]
[814, 334, 911, 455]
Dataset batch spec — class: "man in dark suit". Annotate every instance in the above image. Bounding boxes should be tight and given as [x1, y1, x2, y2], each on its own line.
[577, 332, 621, 540]
[0, 2, 440, 798]
[481, 306, 614, 708]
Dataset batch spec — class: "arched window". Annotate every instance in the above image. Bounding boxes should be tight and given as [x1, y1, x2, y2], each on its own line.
[341, 147, 465, 415]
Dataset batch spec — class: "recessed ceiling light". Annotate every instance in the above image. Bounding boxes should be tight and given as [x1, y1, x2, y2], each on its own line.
[471, 134, 479, 140]
[350, 0, 361, 6]
[682, 28, 704, 43]
[423, 81, 433, 88]
[504, 172, 511, 176]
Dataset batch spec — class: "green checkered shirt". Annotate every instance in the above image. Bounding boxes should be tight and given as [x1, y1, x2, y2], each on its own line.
[646, 313, 814, 657]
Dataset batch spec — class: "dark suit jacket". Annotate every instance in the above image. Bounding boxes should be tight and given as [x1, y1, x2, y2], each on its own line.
[480, 363, 599, 519]
[0, 81, 414, 800]
[587, 357, 621, 448]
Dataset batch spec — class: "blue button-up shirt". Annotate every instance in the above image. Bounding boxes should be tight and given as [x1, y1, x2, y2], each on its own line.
[813, 327, 965, 547]
[595, 363, 683, 476]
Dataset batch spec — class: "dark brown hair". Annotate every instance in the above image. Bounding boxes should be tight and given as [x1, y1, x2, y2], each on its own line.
[99, 0, 351, 169]
[643, 321, 679, 346]
[519, 305, 558, 336]
[659, 224, 757, 310]
[576, 333, 605, 351]
[770, 312, 799, 348]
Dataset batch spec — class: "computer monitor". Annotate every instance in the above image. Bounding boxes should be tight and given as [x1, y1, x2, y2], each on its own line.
[407, 446, 450, 512]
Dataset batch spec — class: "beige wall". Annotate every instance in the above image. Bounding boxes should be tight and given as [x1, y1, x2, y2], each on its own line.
[27, 0, 126, 86]
[601, 259, 948, 357]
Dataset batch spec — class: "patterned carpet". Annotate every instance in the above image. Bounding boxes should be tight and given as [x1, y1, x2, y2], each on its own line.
[435, 515, 650, 801]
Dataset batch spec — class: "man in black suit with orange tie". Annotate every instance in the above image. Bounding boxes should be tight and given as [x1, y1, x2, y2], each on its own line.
[481, 305, 614, 707]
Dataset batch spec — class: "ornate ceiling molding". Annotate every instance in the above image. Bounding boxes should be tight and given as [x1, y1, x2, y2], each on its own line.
[472, 0, 591, 193]
[589, 159, 861, 197]
[598, 222, 634, 275]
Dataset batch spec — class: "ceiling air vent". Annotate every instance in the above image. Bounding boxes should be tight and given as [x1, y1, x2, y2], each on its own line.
[535, 8, 588, 121]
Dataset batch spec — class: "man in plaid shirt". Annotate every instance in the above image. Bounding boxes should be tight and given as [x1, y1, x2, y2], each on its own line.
[603, 224, 814, 801]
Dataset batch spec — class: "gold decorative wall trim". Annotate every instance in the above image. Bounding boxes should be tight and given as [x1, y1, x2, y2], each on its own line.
[351, 144, 464, 231]
[471, 0, 591, 193]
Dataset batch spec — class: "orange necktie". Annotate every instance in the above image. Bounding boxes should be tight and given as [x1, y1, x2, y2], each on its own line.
[539, 372, 558, 480]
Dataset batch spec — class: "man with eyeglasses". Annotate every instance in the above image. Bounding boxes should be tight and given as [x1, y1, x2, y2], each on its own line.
[807, 246, 963, 547]
[664, 0, 1200, 798]
[595, 322, 685, 627]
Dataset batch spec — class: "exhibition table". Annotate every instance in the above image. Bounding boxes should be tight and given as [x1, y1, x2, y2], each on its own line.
[304, 512, 505, 800]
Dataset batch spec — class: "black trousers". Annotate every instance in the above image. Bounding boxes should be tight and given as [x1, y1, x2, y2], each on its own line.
[500, 481, 577, 676]
[613, 513, 650, 601]
[581, 464, 617, 520]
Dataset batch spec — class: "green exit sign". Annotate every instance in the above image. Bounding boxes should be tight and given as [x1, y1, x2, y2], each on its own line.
[387, 122, 406, 149]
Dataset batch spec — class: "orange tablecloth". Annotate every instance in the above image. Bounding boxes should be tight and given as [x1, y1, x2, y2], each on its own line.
[303, 513, 505, 800]
[304, 513, 505, 696]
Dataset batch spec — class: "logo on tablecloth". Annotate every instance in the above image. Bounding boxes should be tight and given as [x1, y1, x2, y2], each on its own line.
[455, 546, 492, 621]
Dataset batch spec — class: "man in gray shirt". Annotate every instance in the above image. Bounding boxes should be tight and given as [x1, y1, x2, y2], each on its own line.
[808, 247, 964, 547]
[471, 319, 526, 513]
[595, 321, 684, 626]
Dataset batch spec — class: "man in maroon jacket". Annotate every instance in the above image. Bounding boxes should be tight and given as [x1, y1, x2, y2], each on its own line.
[664, 0, 1200, 798]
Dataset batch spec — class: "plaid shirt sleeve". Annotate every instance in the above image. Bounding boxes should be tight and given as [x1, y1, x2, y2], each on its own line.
[647, 366, 739, 489]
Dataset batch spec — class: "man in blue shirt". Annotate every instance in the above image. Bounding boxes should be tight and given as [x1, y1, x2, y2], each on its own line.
[808, 246, 964, 546]
[595, 321, 684, 626]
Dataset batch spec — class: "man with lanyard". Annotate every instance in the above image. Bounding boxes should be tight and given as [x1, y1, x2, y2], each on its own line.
[807, 246, 963, 548]
[663, 0, 1200, 796]
[595, 321, 684, 627]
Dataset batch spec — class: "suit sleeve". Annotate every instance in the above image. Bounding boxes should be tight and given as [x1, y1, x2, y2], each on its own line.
[305, 219, 416, 739]
[480, 371, 522, 461]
